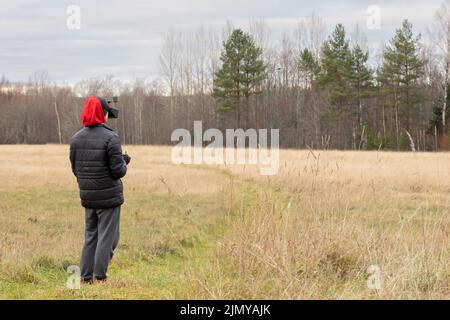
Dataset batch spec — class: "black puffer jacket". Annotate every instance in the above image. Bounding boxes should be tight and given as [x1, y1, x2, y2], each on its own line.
[70, 124, 127, 208]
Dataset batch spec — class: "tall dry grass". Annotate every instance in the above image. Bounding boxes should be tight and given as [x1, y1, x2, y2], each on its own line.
[1, 145, 450, 299]
[0, 145, 230, 298]
[196, 150, 450, 299]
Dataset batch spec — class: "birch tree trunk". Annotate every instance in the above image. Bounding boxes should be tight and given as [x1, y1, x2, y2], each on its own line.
[54, 98, 62, 144]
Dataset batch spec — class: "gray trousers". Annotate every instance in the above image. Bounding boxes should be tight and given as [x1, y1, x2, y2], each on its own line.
[80, 206, 120, 281]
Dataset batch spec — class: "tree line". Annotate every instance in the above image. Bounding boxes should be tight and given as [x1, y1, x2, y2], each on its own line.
[2, 2, 450, 150]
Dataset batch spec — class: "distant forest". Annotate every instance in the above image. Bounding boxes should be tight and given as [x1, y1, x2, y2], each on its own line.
[3, 3, 450, 151]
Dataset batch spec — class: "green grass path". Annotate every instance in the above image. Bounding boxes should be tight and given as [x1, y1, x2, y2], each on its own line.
[0, 168, 270, 299]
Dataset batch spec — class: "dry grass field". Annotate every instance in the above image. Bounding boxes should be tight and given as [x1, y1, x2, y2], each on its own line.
[1, 145, 450, 299]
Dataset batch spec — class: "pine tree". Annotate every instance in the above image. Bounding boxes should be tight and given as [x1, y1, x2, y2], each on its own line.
[213, 29, 266, 127]
[348, 45, 373, 148]
[299, 48, 320, 88]
[380, 20, 424, 149]
[318, 24, 355, 148]
[427, 84, 450, 139]
[319, 24, 353, 109]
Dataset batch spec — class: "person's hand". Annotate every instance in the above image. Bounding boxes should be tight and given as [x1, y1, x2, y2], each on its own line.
[123, 153, 131, 165]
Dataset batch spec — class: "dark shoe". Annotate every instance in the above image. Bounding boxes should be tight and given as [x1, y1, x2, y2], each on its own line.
[93, 277, 107, 284]
[80, 277, 93, 285]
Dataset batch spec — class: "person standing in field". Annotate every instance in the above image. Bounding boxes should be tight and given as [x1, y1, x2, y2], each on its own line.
[70, 96, 131, 284]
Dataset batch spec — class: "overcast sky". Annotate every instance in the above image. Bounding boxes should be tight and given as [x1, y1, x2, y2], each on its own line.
[0, 0, 444, 84]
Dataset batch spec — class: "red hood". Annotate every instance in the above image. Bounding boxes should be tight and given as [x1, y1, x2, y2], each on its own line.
[80, 96, 105, 127]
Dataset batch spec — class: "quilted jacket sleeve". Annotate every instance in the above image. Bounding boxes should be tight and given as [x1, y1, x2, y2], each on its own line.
[106, 134, 127, 179]
[69, 139, 77, 177]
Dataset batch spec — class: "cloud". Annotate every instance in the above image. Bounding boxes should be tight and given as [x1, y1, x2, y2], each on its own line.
[0, 0, 444, 83]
